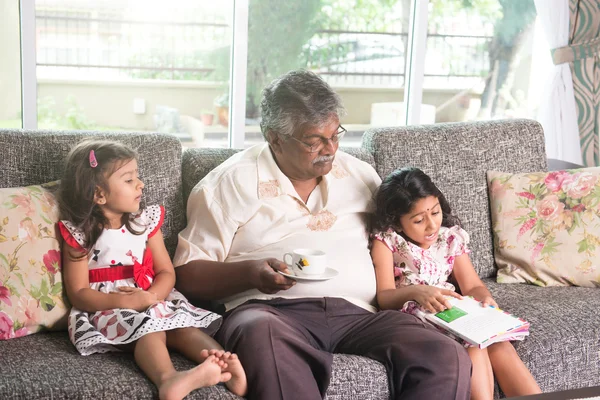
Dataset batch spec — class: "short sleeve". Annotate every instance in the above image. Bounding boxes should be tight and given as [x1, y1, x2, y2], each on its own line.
[444, 225, 470, 257]
[58, 220, 86, 251]
[144, 205, 165, 238]
[173, 183, 239, 267]
[372, 229, 401, 253]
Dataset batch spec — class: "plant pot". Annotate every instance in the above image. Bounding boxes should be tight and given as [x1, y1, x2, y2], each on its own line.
[216, 106, 229, 127]
[200, 113, 214, 126]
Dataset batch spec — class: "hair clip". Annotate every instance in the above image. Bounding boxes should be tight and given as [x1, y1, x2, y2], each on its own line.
[89, 150, 98, 168]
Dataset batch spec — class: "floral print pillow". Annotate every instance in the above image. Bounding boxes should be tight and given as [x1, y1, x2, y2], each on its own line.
[0, 182, 69, 340]
[487, 168, 600, 288]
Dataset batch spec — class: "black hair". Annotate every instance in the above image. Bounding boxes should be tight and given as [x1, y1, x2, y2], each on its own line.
[57, 139, 145, 255]
[371, 167, 460, 233]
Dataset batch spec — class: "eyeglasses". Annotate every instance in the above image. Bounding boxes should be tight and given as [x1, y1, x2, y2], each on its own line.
[287, 125, 347, 153]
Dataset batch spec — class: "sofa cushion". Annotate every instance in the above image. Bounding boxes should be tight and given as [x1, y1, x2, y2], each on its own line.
[0, 130, 185, 257]
[0, 331, 389, 400]
[181, 146, 375, 209]
[0, 181, 69, 340]
[488, 167, 600, 287]
[485, 279, 600, 392]
[362, 119, 547, 278]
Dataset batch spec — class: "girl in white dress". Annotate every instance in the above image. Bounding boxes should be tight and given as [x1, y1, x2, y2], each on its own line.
[370, 167, 540, 400]
[57, 139, 246, 400]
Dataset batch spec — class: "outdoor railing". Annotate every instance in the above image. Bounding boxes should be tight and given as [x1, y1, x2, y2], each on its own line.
[35, 13, 492, 86]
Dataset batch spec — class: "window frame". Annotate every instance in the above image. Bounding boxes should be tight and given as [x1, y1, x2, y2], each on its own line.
[19, 0, 430, 143]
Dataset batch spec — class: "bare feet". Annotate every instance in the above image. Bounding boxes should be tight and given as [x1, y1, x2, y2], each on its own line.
[200, 348, 223, 361]
[221, 352, 248, 397]
[158, 355, 229, 400]
[200, 349, 248, 396]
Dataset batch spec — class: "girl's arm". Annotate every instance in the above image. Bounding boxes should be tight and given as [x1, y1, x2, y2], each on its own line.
[371, 240, 458, 312]
[451, 253, 497, 307]
[63, 244, 134, 312]
[145, 230, 175, 300]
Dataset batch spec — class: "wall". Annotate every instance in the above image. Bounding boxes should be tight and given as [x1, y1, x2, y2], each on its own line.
[38, 79, 472, 129]
[38, 79, 225, 131]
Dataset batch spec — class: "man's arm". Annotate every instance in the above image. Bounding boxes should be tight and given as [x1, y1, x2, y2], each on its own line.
[174, 171, 295, 302]
[175, 258, 295, 302]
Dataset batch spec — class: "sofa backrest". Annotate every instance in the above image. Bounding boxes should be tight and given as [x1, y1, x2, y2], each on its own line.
[0, 129, 185, 257]
[362, 119, 547, 278]
[181, 145, 376, 209]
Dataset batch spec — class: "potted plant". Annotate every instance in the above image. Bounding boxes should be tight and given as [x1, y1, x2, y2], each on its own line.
[200, 109, 214, 126]
[214, 93, 229, 127]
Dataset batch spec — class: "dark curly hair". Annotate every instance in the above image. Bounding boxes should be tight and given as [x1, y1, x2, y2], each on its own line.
[371, 167, 460, 233]
[57, 139, 145, 255]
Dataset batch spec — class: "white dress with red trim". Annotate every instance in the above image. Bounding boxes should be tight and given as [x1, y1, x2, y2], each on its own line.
[58, 205, 221, 356]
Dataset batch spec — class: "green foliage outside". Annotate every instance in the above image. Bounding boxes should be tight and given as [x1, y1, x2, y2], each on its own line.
[121, 0, 536, 119]
[0, 97, 103, 130]
[125, 0, 401, 118]
[244, 0, 401, 117]
[35, 96, 123, 131]
[0, 119, 21, 129]
[429, 0, 502, 29]
[38, 95, 96, 130]
[245, 0, 322, 117]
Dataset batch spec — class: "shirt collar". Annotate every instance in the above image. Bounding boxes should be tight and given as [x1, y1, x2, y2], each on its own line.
[256, 143, 296, 200]
[256, 143, 336, 207]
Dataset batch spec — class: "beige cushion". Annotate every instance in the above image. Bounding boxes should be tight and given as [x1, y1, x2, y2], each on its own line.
[0, 182, 68, 340]
[487, 168, 600, 288]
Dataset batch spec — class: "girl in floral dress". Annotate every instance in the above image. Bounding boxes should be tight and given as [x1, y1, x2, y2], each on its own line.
[57, 140, 246, 400]
[370, 167, 540, 400]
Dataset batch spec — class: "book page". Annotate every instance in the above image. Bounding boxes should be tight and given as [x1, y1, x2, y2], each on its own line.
[422, 296, 528, 346]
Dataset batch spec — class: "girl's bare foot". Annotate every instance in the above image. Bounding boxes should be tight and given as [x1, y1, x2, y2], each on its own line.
[221, 352, 248, 397]
[200, 348, 224, 362]
[198, 348, 246, 395]
[200, 349, 227, 369]
[158, 355, 229, 400]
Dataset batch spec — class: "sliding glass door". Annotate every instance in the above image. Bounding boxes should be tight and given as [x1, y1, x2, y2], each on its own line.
[12, 0, 551, 148]
[0, 0, 22, 129]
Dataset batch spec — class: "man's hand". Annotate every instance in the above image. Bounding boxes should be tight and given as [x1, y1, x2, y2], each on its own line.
[249, 258, 296, 294]
[412, 286, 462, 313]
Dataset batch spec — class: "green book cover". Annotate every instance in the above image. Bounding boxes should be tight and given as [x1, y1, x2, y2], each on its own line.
[435, 306, 467, 323]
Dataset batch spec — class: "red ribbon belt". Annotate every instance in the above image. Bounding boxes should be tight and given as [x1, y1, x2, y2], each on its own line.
[88, 249, 155, 290]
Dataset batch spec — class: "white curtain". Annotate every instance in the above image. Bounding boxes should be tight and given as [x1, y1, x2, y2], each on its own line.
[534, 0, 582, 165]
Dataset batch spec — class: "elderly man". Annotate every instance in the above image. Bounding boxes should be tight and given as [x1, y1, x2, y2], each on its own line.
[174, 70, 471, 400]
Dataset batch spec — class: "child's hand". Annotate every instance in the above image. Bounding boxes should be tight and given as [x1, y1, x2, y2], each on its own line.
[413, 286, 462, 313]
[116, 286, 141, 294]
[116, 287, 158, 311]
[129, 290, 158, 311]
[477, 295, 498, 308]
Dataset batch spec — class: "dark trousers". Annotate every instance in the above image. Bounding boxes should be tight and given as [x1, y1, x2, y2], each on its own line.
[216, 297, 471, 400]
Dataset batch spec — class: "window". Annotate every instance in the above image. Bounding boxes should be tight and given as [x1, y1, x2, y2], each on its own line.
[15, 0, 554, 148]
[35, 0, 233, 147]
[0, 0, 22, 129]
[243, 0, 412, 148]
[424, 0, 548, 124]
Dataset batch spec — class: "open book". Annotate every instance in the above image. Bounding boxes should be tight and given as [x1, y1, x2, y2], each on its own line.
[415, 296, 530, 349]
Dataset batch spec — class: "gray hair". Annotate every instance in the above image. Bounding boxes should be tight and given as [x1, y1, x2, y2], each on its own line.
[260, 70, 346, 141]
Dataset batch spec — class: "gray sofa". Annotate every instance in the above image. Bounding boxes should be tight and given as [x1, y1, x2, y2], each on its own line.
[0, 119, 598, 399]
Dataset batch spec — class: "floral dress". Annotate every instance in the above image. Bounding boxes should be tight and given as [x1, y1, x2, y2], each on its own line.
[58, 205, 221, 356]
[373, 225, 473, 345]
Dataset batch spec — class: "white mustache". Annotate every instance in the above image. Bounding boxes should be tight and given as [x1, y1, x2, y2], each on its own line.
[312, 155, 334, 164]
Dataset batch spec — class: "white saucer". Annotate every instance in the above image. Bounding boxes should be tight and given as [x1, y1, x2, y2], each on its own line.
[278, 268, 339, 281]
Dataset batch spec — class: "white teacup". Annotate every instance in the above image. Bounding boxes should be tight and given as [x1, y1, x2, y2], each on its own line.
[283, 249, 327, 276]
